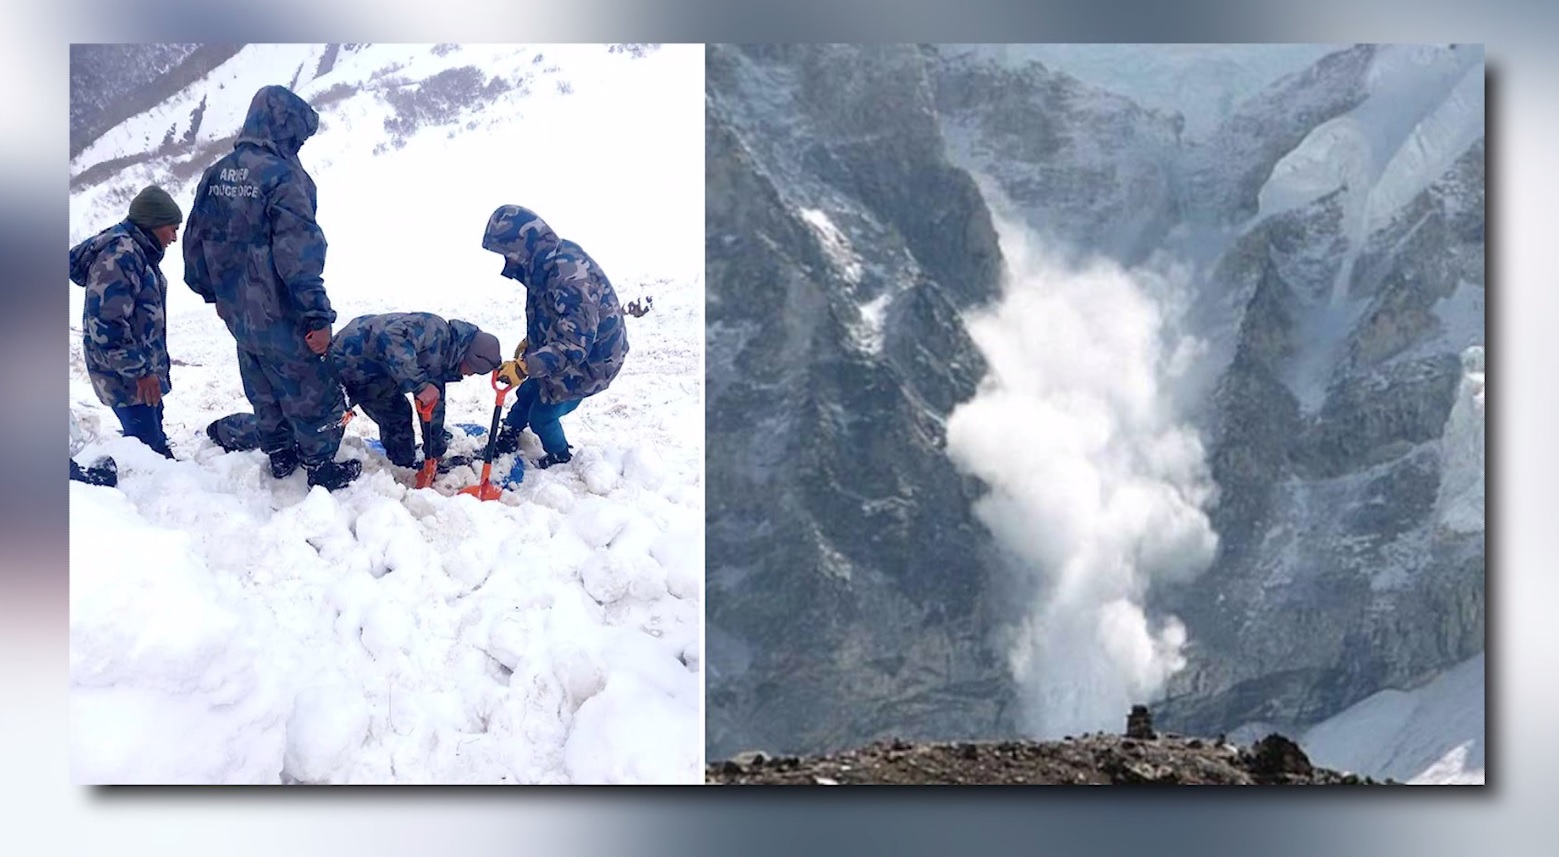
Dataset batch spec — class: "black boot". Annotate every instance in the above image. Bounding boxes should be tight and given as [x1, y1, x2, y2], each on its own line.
[83, 456, 119, 487]
[491, 427, 522, 456]
[306, 458, 362, 491]
[70, 456, 119, 487]
[268, 447, 301, 479]
[536, 448, 573, 469]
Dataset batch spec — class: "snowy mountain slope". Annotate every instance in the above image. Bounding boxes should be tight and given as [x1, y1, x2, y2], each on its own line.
[68, 43, 704, 784]
[704, 44, 1482, 772]
[705, 43, 1013, 758]
[1301, 653, 1483, 784]
[952, 44, 1348, 142]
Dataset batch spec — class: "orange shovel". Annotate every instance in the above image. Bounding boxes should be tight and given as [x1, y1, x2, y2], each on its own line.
[413, 396, 439, 489]
[458, 370, 515, 501]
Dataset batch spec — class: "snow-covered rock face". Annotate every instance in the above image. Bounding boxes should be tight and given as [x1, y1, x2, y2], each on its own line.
[68, 43, 704, 784]
[705, 43, 1015, 758]
[707, 44, 1483, 774]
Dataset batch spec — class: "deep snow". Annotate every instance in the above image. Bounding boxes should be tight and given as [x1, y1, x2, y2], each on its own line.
[68, 43, 704, 784]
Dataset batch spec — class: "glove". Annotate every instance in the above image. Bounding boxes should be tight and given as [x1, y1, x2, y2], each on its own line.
[496, 359, 527, 389]
[135, 375, 163, 406]
[513, 338, 528, 360]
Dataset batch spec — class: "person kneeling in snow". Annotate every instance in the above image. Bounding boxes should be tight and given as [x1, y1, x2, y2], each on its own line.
[480, 205, 629, 469]
[69, 185, 183, 459]
[327, 313, 502, 470]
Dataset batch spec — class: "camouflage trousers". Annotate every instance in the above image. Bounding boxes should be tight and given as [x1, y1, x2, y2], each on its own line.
[235, 346, 345, 466]
[348, 377, 447, 468]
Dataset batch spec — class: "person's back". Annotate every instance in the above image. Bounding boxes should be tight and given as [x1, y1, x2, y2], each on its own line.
[182, 84, 357, 491]
[183, 85, 332, 358]
[528, 238, 629, 401]
[331, 312, 478, 393]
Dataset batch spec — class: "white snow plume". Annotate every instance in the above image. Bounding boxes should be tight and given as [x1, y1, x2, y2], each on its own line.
[946, 215, 1218, 738]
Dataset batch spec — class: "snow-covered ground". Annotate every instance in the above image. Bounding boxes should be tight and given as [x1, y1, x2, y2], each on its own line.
[68, 43, 704, 784]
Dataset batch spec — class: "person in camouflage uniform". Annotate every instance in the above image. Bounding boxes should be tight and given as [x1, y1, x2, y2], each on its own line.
[70, 185, 184, 459]
[180, 84, 357, 492]
[182, 84, 359, 491]
[328, 313, 502, 469]
[480, 205, 629, 468]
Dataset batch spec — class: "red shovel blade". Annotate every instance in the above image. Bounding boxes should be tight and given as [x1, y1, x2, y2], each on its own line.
[458, 482, 504, 501]
[458, 461, 504, 501]
[414, 458, 438, 489]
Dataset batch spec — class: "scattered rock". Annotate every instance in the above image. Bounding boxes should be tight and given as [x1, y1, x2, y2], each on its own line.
[1247, 733, 1314, 781]
[707, 730, 1386, 785]
[731, 750, 770, 769]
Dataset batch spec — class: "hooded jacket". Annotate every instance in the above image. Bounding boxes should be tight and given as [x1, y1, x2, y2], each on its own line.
[183, 85, 333, 357]
[70, 220, 170, 408]
[481, 205, 628, 404]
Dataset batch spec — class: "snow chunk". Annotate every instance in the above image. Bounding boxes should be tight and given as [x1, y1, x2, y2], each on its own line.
[583, 459, 621, 495]
[561, 632, 701, 783]
[360, 600, 416, 659]
[283, 684, 371, 783]
[569, 497, 632, 548]
[622, 446, 668, 491]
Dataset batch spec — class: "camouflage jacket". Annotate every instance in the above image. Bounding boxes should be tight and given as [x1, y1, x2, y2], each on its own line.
[70, 220, 170, 408]
[329, 312, 482, 399]
[183, 85, 334, 358]
[482, 206, 628, 404]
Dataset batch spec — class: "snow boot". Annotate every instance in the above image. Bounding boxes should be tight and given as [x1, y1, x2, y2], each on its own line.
[268, 446, 301, 479]
[83, 456, 119, 487]
[536, 448, 572, 469]
[70, 456, 119, 487]
[306, 458, 361, 492]
[491, 426, 522, 456]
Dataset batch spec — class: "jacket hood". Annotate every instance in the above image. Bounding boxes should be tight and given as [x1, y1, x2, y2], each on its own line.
[70, 221, 161, 286]
[481, 204, 561, 286]
[235, 85, 320, 158]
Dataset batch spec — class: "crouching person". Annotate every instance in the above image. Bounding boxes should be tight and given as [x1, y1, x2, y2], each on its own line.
[328, 313, 501, 470]
[480, 205, 629, 468]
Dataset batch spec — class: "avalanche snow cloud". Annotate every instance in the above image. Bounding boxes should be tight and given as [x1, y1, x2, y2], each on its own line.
[946, 214, 1218, 738]
[68, 43, 704, 785]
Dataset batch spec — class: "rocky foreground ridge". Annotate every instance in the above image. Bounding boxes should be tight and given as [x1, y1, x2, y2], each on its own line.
[707, 707, 1393, 785]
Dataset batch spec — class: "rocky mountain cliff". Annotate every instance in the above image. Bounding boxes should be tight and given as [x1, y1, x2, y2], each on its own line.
[706, 44, 1017, 758]
[706, 43, 1484, 769]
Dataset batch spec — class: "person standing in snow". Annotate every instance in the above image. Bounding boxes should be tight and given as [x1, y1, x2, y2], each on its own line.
[70, 185, 183, 459]
[328, 313, 503, 470]
[182, 84, 359, 492]
[480, 205, 629, 469]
